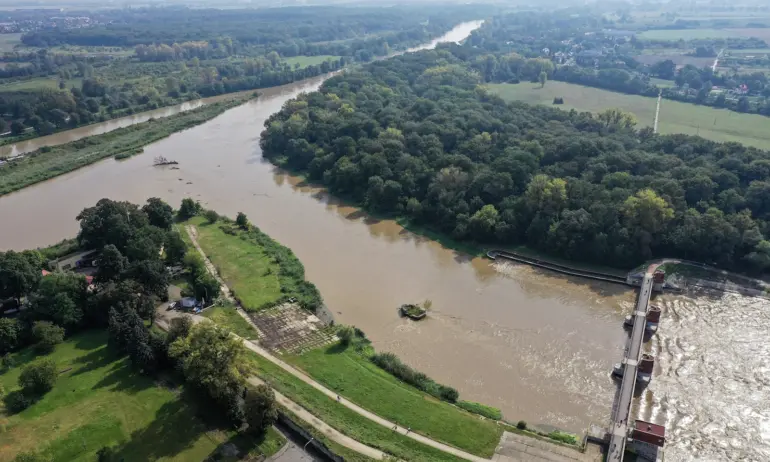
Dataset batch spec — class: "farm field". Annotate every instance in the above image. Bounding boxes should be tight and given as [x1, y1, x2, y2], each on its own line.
[488, 81, 770, 150]
[0, 33, 21, 51]
[283, 55, 341, 68]
[636, 28, 742, 40]
[634, 53, 714, 68]
[0, 330, 285, 461]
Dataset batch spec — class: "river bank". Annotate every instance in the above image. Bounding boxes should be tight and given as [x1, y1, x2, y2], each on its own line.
[0, 94, 255, 195]
[0, 22, 631, 435]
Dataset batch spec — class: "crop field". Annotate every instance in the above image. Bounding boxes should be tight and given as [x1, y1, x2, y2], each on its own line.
[0, 33, 21, 51]
[637, 28, 745, 40]
[488, 81, 770, 150]
[634, 53, 714, 68]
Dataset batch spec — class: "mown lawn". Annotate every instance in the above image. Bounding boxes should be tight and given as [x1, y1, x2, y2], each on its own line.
[488, 81, 770, 150]
[202, 305, 258, 340]
[285, 344, 502, 457]
[0, 330, 284, 461]
[283, 55, 340, 68]
[183, 216, 283, 311]
[243, 350, 469, 462]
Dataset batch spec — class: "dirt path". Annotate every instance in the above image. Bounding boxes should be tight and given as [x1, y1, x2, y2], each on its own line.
[183, 224, 494, 462]
[653, 91, 662, 133]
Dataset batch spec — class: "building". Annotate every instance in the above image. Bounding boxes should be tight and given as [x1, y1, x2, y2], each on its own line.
[54, 250, 99, 271]
[629, 420, 666, 461]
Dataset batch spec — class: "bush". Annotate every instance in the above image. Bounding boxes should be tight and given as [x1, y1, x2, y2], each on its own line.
[370, 352, 459, 403]
[19, 358, 58, 395]
[204, 209, 220, 224]
[178, 198, 202, 219]
[456, 401, 502, 420]
[245, 384, 278, 435]
[547, 431, 578, 445]
[167, 316, 194, 343]
[31, 321, 65, 354]
[14, 450, 52, 462]
[236, 212, 249, 229]
[516, 420, 527, 430]
[552, 97, 564, 104]
[3, 390, 32, 413]
[438, 385, 459, 403]
[337, 325, 355, 346]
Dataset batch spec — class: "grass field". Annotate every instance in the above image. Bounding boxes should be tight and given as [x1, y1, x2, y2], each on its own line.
[0, 330, 285, 461]
[649, 77, 676, 88]
[283, 55, 340, 68]
[202, 305, 258, 340]
[183, 216, 283, 311]
[244, 350, 469, 461]
[0, 77, 83, 92]
[488, 81, 770, 150]
[0, 96, 251, 195]
[0, 33, 21, 52]
[637, 28, 743, 40]
[285, 344, 502, 457]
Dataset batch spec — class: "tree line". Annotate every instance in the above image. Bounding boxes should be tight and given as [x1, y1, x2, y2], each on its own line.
[260, 49, 770, 274]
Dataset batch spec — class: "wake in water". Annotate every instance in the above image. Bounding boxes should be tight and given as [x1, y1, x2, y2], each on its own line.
[640, 291, 770, 461]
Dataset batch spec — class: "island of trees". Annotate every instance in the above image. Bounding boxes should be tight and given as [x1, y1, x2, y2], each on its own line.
[261, 49, 770, 274]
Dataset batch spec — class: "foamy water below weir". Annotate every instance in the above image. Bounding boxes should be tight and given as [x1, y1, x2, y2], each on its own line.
[638, 291, 770, 461]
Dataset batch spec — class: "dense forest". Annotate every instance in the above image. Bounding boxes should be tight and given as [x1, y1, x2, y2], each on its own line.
[20, 5, 491, 56]
[261, 50, 770, 273]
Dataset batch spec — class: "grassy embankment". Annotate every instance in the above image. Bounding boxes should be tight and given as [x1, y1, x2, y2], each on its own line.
[0, 95, 253, 196]
[284, 344, 503, 457]
[182, 215, 506, 459]
[0, 330, 285, 461]
[488, 81, 770, 150]
[283, 55, 341, 68]
[179, 215, 322, 311]
[245, 350, 473, 462]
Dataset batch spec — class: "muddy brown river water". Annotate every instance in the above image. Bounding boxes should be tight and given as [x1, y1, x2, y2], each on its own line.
[1, 22, 767, 460]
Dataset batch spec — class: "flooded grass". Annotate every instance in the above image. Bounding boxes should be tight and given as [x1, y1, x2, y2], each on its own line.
[243, 350, 469, 462]
[284, 344, 503, 457]
[0, 330, 285, 461]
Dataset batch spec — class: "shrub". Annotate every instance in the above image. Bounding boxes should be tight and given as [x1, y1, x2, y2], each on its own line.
[547, 431, 578, 445]
[0, 318, 20, 355]
[245, 385, 278, 435]
[204, 209, 219, 224]
[516, 420, 527, 430]
[438, 385, 459, 403]
[19, 358, 58, 395]
[167, 316, 194, 343]
[178, 198, 202, 219]
[370, 352, 459, 403]
[552, 97, 564, 104]
[236, 212, 249, 229]
[31, 321, 65, 354]
[337, 325, 355, 346]
[3, 390, 32, 413]
[456, 401, 502, 420]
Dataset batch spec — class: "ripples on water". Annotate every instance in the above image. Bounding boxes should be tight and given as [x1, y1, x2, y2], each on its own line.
[642, 291, 770, 461]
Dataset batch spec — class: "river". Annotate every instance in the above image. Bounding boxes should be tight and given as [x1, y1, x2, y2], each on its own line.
[0, 21, 763, 459]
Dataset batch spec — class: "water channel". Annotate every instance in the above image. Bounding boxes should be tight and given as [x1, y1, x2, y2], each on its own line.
[1, 21, 766, 460]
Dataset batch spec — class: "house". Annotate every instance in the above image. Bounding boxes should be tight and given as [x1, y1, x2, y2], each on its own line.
[54, 250, 99, 271]
[576, 49, 604, 66]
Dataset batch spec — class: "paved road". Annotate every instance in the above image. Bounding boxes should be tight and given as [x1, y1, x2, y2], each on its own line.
[606, 266, 656, 461]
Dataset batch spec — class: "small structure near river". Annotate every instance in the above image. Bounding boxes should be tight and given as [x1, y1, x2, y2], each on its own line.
[399, 304, 427, 320]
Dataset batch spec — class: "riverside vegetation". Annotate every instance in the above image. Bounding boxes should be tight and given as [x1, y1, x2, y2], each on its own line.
[0, 5, 492, 142]
[0, 95, 254, 195]
[261, 48, 770, 275]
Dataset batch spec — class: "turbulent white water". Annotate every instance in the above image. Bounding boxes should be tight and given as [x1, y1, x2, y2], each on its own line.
[639, 291, 770, 461]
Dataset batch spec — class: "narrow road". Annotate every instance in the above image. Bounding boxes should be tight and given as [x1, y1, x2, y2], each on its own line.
[712, 48, 724, 73]
[653, 91, 662, 134]
[183, 225, 491, 462]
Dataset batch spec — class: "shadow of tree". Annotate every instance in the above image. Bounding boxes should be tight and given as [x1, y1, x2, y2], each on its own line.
[69, 344, 117, 377]
[108, 393, 222, 461]
[91, 360, 150, 395]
